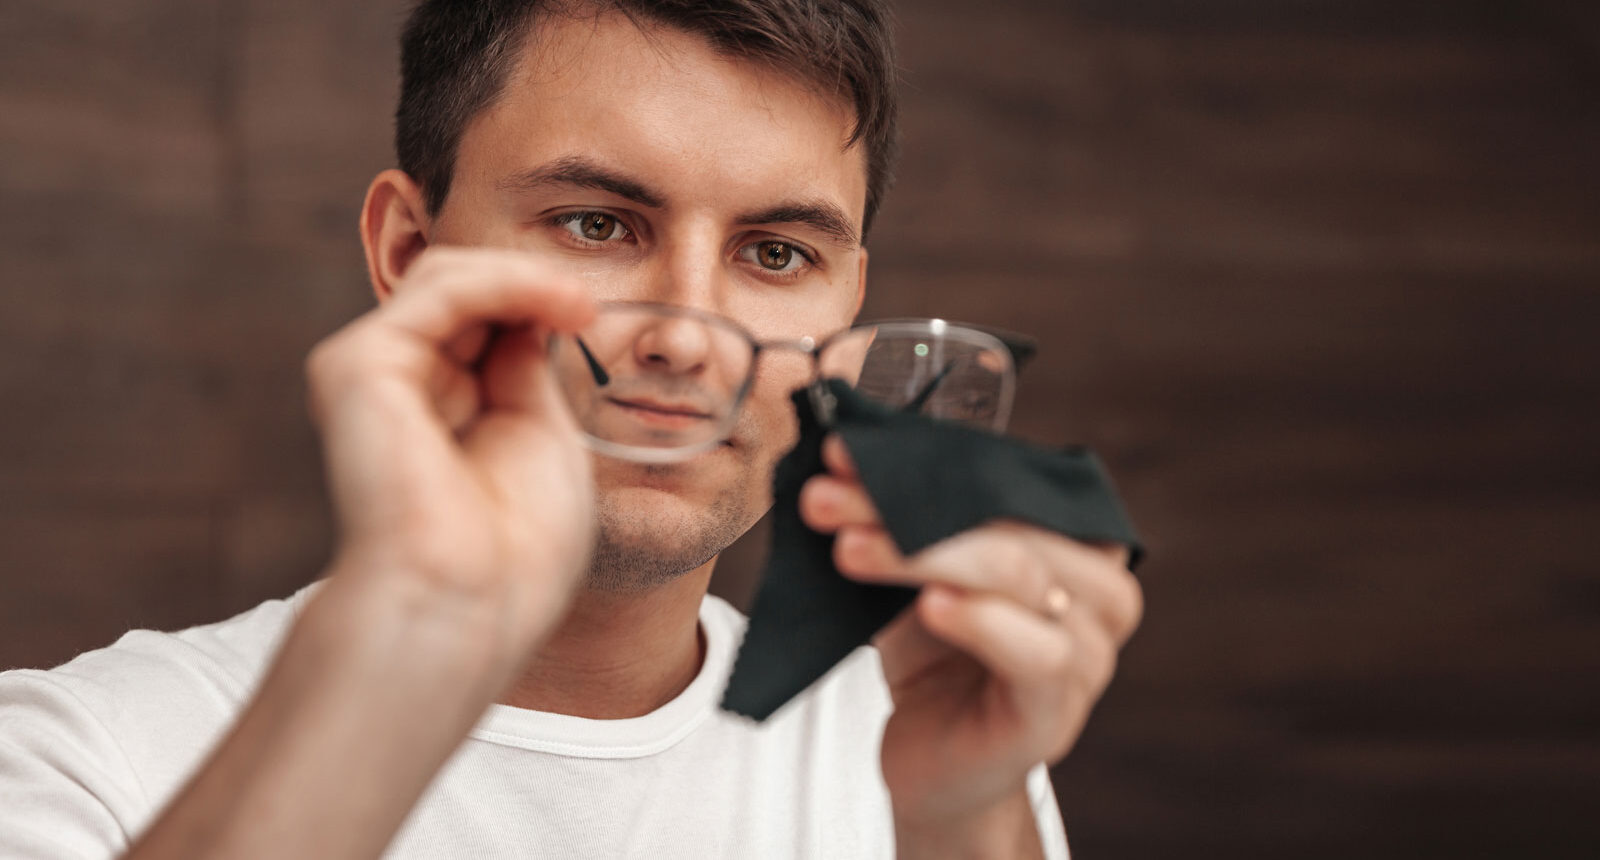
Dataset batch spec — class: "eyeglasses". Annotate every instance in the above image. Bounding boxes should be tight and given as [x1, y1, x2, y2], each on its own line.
[549, 301, 1028, 463]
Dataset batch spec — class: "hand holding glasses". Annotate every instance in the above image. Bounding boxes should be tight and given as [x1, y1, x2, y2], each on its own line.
[549, 302, 1031, 463]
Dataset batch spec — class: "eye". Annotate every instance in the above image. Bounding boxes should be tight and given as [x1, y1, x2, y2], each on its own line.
[738, 240, 811, 275]
[553, 211, 631, 244]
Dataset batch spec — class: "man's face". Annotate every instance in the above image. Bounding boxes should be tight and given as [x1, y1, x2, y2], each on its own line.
[428, 11, 868, 589]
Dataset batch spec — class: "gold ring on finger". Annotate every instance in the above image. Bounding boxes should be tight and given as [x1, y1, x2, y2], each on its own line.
[1043, 584, 1073, 622]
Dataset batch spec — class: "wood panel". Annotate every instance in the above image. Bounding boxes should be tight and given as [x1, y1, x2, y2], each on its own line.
[1, 1, 1595, 856]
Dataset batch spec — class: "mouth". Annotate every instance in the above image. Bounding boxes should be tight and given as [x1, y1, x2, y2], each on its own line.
[604, 395, 717, 431]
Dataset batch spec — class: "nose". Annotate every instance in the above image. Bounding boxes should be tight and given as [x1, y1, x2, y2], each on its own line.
[643, 217, 724, 313]
[631, 315, 710, 375]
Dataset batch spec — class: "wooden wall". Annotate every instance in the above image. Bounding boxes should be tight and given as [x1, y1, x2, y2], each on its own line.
[2, 1, 1596, 855]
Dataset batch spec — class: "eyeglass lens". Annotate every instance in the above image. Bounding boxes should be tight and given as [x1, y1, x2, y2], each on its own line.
[821, 324, 1014, 427]
[551, 305, 755, 456]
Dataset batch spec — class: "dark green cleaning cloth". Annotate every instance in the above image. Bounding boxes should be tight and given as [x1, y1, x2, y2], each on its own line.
[720, 379, 1144, 722]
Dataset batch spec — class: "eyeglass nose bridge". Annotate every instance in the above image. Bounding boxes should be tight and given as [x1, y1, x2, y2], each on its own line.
[747, 334, 838, 426]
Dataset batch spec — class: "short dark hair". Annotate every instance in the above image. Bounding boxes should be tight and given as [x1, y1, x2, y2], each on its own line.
[396, 0, 900, 236]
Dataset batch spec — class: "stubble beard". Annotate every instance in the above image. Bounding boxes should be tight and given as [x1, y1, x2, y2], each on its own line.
[581, 401, 794, 593]
[583, 467, 762, 592]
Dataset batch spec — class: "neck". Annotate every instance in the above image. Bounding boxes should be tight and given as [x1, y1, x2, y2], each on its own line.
[499, 561, 714, 719]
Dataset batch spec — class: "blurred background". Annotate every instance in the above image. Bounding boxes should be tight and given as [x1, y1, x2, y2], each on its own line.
[2, 0, 1597, 856]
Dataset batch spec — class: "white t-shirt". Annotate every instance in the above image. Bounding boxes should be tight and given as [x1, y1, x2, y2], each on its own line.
[0, 587, 1069, 858]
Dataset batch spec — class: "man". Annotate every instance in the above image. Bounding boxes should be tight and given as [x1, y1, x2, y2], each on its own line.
[0, 1, 1142, 857]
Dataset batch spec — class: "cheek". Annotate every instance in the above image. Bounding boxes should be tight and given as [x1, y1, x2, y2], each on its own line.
[569, 255, 655, 304]
[734, 370, 803, 462]
[754, 392, 801, 455]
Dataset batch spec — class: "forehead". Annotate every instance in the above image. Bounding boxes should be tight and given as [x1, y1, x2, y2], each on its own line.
[453, 11, 868, 221]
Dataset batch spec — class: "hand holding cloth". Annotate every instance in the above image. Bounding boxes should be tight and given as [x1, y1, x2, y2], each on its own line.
[721, 379, 1144, 721]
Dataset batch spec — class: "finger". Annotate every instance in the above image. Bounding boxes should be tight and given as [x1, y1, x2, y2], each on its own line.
[383, 251, 594, 347]
[821, 434, 859, 479]
[833, 524, 905, 576]
[444, 323, 492, 366]
[1024, 530, 1132, 579]
[844, 525, 1058, 611]
[840, 528, 1133, 698]
[466, 334, 591, 508]
[1090, 540, 1133, 570]
[428, 356, 481, 434]
[1029, 534, 1145, 641]
[477, 324, 573, 417]
[307, 318, 488, 439]
[799, 474, 883, 531]
[1056, 607, 1121, 695]
[828, 516, 1141, 641]
[917, 586, 1072, 684]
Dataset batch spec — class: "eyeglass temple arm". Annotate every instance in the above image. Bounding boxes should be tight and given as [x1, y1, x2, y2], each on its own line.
[575, 336, 611, 387]
[985, 327, 1038, 371]
[903, 361, 960, 413]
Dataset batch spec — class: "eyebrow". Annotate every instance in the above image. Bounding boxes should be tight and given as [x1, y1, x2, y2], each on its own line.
[737, 202, 860, 250]
[497, 155, 860, 249]
[496, 156, 665, 208]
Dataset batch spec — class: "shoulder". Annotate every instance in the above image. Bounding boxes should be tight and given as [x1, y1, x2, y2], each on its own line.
[0, 584, 318, 850]
[0, 584, 318, 787]
[9, 582, 317, 709]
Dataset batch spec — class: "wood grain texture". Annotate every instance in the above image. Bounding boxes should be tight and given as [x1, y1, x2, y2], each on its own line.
[1, 1, 1595, 855]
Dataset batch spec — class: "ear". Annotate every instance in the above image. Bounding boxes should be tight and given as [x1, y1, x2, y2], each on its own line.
[359, 169, 432, 304]
[851, 247, 869, 320]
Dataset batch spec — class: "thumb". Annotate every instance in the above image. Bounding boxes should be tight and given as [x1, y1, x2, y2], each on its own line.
[470, 326, 591, 500]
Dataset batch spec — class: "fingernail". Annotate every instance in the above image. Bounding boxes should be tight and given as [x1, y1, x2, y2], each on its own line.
[801, 483, 832, 522]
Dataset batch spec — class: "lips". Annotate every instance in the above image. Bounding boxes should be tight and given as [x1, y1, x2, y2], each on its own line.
[605, 396, 714, 419]
[601, 396, 723, 434]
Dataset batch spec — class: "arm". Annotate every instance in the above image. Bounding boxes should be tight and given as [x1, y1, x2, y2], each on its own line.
[893, 764, 1067, 860]
[128, 247, 596, 858]
[127, 567, 518, 858]
[893, 789, 1045, 860]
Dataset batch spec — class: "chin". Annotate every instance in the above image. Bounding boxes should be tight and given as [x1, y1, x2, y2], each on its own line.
[592, 440, 741, 487]
[588, 435, 773, 544]
[589, 474, 763, 589]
